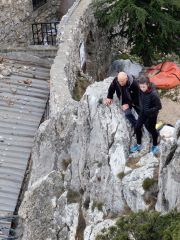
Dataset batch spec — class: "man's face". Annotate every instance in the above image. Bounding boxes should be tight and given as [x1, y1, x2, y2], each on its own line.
[118, 76, 128, 86]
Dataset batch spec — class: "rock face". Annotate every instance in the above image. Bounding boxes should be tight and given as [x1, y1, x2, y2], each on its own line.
[19, 171, 64, 240]
[18, 78, 180, 240]
[21, 78, 133, 240]
[29, 78, 132, 214]
[108, 59, 143, 78]
[122, 154, 159, 212]
[156, 121, 180, 212]
[17, 0, 180, 239]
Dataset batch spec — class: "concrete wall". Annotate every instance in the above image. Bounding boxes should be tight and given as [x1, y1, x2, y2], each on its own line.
[0, 0, 61, 47]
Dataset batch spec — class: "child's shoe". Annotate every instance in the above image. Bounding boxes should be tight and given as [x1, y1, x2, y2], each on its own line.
[130, 144, 142, 153]
[151, 145, 159, 155]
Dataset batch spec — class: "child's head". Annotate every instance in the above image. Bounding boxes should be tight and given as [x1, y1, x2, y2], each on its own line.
[138, 75, 150, 92]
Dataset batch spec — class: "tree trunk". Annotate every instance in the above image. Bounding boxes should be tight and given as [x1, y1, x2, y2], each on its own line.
[141, 51, 153, 67]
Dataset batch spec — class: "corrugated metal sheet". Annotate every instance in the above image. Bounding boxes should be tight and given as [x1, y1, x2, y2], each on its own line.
[0, 55, 50, 239]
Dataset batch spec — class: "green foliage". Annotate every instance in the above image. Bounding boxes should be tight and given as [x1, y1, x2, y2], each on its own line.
[94, 0, 180, 66]
[117, 171, 125, 179]
[117, 52, 143, 64]
[67, 190, 81, 204]
[96, 210, 180, 240]
[98, 162, 103, 167]
[142, 178, 157, 191]
[92, 201, 104, 211]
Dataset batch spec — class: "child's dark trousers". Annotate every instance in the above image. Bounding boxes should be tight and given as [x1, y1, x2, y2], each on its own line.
[135, 114, 159, 146]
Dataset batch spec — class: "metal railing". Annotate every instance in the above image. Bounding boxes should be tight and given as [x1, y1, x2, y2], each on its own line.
[32, 22, 59, 45]
[32, 0, 47, 10]
[0, 215, 19, 240]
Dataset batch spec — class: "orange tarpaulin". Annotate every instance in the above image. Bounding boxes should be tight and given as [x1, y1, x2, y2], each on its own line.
[147, 62, 180, 89]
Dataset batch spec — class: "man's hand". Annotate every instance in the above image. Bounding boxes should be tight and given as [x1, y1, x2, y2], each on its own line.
[104, 98, 113, 105]
[122, 104, 129, 111]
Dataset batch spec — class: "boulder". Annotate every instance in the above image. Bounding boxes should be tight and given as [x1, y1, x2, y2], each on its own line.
[156, 121, 180, 212]
[108, 59, 142, 77]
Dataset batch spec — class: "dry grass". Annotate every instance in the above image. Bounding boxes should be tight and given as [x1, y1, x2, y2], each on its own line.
[73, 77, 91, 101]
[126, 157, 141, 169]
[67, 190, 81, 204]
[62, 158, 72, 170]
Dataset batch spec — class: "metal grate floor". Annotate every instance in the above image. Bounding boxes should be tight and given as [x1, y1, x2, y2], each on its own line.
[0, 54, 50, 239]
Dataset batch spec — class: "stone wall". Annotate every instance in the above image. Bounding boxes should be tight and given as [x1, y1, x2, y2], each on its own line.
[0, 0, 61, 46]
[50, 0, 112, 116]
[60, 0, 75, 16]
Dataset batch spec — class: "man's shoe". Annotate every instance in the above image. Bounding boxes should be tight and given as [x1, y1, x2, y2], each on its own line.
[130, 144, 142, 153]
[151, 145, 159, 155]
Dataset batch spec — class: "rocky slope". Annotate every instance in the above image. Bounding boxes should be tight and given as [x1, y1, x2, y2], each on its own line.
[18, 78, 180, 240]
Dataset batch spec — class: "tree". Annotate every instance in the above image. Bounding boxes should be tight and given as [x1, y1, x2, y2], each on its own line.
[94, 0, 180, 66]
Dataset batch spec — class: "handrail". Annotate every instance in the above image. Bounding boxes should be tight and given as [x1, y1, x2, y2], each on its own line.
[0, 215, 19, 240]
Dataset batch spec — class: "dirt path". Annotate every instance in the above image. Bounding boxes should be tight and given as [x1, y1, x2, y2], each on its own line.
[158, 97, 180, 125]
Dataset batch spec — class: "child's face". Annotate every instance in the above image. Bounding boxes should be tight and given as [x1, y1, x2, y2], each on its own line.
[139, 83, 148, 92]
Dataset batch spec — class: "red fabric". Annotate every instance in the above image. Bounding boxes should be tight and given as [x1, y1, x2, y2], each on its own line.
[145, 86, 152, 93]
[147, 62, 180, 89]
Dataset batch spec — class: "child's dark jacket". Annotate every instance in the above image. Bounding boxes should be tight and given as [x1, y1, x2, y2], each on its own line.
[139, 85, 162, 118]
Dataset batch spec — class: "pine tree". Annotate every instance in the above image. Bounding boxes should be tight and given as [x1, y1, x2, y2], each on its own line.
[94, 0, 180, 66]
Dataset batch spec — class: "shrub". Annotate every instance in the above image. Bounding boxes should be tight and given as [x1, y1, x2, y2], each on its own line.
[142, 178, 157, 191]
[92, 201, 103, 211]
[96, 210, 180, 240]
[117, 172, 125, 180]
[67, 190, 81, 204]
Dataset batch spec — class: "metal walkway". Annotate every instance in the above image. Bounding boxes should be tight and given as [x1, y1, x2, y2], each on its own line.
[0, 53, 50, 239]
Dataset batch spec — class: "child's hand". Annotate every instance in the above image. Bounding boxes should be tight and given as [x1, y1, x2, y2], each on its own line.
[122, 104, 129, 110]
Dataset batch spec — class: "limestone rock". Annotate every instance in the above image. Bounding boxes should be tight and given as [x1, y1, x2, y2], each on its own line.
[19, 78, 132, 239]
[29, 103, 78, 185]
[19, 171, 64, 240]
[156, 121, 180, 212]
[108, 59, 142, 77]
[84, 219, 116, 240]
[55, 192, 80, 240]
[19, 76, 180, 239]
[122, 154, 158, 212]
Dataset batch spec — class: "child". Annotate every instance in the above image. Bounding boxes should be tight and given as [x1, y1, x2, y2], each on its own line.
[130, 75, 162, 155]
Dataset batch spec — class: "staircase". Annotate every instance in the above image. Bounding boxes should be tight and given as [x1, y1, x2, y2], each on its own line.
[0, 52, 50, 239]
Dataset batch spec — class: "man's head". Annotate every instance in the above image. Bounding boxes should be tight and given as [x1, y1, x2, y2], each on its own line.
[117, 72, 128, 86]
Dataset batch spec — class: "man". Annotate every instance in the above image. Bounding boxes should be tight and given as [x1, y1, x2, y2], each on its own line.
[104, 72, 139, 127]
